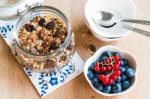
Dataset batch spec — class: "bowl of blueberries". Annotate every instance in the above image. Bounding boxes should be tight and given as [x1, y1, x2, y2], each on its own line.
[84, 45, 137, 96]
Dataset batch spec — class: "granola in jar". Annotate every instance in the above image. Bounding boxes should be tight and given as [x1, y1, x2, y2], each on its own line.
[14, 6, 75, 72]
[18, 16, 67, 55]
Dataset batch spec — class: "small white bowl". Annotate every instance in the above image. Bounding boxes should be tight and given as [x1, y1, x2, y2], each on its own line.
[84, 0, 136, 42]
[84, 45, 138, 96]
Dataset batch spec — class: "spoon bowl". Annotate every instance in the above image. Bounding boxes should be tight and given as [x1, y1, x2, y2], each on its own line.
[92, 11, 118, 28]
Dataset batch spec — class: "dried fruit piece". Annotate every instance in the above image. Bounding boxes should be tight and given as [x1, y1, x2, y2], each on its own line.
[45, 21, 55, 29]
[50, 42, 59, 50]
[38, 18, 46, 27]
[25, 24, 34, 32]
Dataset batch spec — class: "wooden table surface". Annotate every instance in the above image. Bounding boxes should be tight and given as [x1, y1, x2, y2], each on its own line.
[0, 0, 150, 99]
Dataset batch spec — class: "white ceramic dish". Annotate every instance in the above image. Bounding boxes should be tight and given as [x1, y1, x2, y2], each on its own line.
[84, 0, 136, 42]
[84, 45, 138, 96]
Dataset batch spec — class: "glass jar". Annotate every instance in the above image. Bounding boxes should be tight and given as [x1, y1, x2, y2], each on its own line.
[0, 0, 42, 20]
[14, 6, 75, 72]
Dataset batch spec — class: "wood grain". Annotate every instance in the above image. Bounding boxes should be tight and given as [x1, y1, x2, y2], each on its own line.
[0, 0, 150, 99]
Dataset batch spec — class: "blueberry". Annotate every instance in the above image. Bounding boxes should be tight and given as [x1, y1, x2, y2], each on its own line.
[112, 83, 122, 93]
[93, 83, 103, 91]
[125, 68, 135, 77]
[94, 73, 100, 78]
[112, 52, 121, 57]
[99, 56, 108, 62]
[101, 51, 111, 57]
[116, 76, 122, 83]
[38, 18, 46, 27]
[88, 64, 94, 71]
[122, 80, 130, 89]
[120, 59, 129, 65]
[87, 71, 94, 80]
[120, 60, 124, 66]
[92, 77, 99, 83]
[124, 65, 130, 69]
[45, 21, 55, 29]
[102, 85, 111, 93]
[25, 24, 34, 32]
[90, 80, 95, 85]
[111, 80, 116, 85]
[121, 74, 127, 81]
[119, 66, 126, 73]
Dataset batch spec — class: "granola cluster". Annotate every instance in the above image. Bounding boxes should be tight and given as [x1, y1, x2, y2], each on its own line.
[18, 16, 67, 55]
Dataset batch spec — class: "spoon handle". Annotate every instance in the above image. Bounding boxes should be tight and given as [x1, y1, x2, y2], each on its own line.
[123, 25, 150, 37]
[122, 19, 150, 25]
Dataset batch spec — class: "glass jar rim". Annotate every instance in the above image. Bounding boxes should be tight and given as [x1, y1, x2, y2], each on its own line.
[14, 6, 72, 59]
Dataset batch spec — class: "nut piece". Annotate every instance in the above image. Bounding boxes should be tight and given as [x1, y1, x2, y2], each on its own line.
[45, 59, 57, 68]
[88, 44, 96, 54]
[59, 55, 67, 65]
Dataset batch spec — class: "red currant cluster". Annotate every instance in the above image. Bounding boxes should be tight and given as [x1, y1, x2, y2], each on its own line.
[94, 55, 121, 85]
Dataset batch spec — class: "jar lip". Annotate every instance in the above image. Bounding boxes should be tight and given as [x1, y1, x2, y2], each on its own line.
[0, 0, 25, 9]
[14, 6, 72, 58]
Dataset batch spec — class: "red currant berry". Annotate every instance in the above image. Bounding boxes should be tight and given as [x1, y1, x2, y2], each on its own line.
[106, 65, 112, 71]
[94, 65, 100, 72]
[101, 66, 106, 72]
[115, 70, 121, 76]
[105, 58, 111, 64]
[95, 62, 99, 67]
[108, 79, 114, 85]
[99, 74, 105, 81]
[111, 74, 118, 80]
[116, 61, 121, 66]
[113, 64, 119, 70]
[114, 55, 120, 61]
[102, 76, 109, 85]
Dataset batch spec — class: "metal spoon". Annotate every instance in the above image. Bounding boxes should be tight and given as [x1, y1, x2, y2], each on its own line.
[92, 11, 150, 37]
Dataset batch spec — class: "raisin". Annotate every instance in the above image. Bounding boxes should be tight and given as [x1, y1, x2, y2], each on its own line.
[45, 21, 55, 29]
[25, 24, 34, 32]
[49, 42, 59, 50]
[38, 18, 46, 27]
